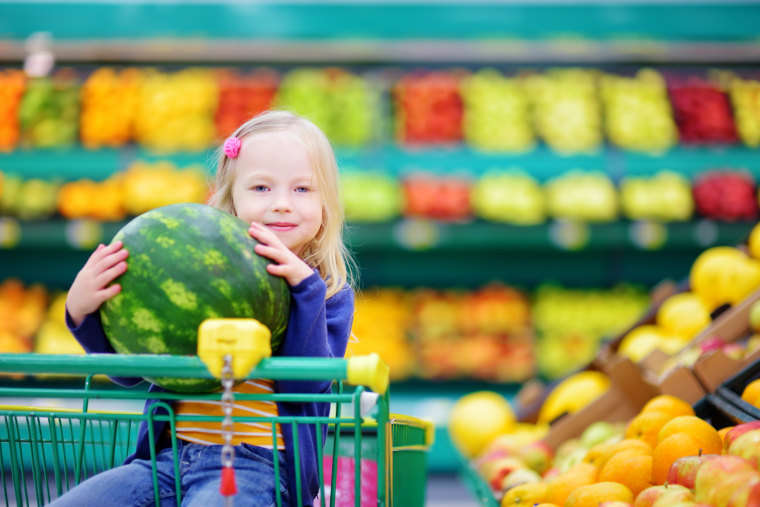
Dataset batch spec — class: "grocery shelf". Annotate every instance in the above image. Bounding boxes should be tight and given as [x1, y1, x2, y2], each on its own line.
[1, 218, 752, 289]
[1, 2, 759, 63]
[4, 144, 760, 181]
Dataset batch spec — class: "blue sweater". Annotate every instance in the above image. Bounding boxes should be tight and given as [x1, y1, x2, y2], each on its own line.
[66, 272, 354, 506]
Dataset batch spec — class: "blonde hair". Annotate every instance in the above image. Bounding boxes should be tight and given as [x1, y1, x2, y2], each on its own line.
[208, 110, 354, 298]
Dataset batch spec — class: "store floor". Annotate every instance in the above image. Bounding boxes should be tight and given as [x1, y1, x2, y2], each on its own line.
[425, 473, 479, 506]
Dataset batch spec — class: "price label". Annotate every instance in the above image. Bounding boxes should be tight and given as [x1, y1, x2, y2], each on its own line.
[393, 219, 441, 250]
[629, 221, 667, 250]
[0, 218, 21, 248]
[65, 220, 103, 250]
[694, 219, 719, 247]
[549, 220, 589, 251]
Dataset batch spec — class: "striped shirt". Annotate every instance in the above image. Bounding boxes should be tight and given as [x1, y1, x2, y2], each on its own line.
[174, 379, 285, 448]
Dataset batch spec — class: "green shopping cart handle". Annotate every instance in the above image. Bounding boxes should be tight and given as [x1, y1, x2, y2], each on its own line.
[0, 353, 389, 394]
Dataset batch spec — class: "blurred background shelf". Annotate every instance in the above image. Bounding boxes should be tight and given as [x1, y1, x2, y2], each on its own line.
[1, 1, 759, 64]
[0, 218, 753, 288]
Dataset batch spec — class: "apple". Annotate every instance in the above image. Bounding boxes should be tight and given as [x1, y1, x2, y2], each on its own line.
[728, 479, 760, 507]
[723, 421, 760, 452]
[600, 502, 633, 507]
[667, 453, 721, 489]
[651, 487, 694, 507]
[697, 470, 760, 506]
[515, 440, 554, 475]
[580, 420, 624, 448]
[694, 455, 757, 503]
[484, 456, 526, 491]
[500, 467, 542, 492]
[634, 484, 692, 507]
[727, 429, 760, 468]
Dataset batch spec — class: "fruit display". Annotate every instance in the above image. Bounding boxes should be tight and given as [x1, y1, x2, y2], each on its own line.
[394, 71, 463, 144]
[461, 69, 535, 152]
[544, 171, 618, 223]
[18, 71, 80, 149]
[275, 67, 379, 147]
[133, 68, 218, 153]
[0, 174, 60, 220]
[456, 387, 760, 506]
[341, 170, 402, 222]
[470, 170, 546, 225]
[0, 69, 26, 151]
[533, 284, 650, 379]
[34, 292, 85, 355]
[402, 174, 472, 221]
[727, 76, 760, 147]
[120, 160, 208, 216]
[667, 75, 738, 144]
[215, 68, 278, 138]
[99, 203, 291, 392]
[692, 170, 759, 222]
[0, 279, 48, 354]
[408, 284, 535, 382]
[525, 68, 603, 154]
[619, 171, 694, 222]
[80, 67, 143, 148]
[600, 69, 678, 154]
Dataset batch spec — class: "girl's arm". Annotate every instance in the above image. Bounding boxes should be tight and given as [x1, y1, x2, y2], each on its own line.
[274, 272, 354, 394]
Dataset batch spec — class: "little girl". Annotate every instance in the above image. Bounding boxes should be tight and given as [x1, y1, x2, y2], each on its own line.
[55, 110, 355, 506]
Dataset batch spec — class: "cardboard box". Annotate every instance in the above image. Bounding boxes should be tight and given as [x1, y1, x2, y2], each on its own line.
[542, 355, 659, 449]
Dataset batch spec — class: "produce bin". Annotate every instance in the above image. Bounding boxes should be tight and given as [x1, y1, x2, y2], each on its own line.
[0, 351, 432, 507]
[716, 356, 760, 420]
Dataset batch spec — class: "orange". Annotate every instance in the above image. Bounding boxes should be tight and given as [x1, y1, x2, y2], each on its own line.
[545, 462, 599, 506]
[640, 394, 695, 418]
[741, 378, 760, 408]
[718, 425, 734, 443]
[625, 411, 672, 448]
[656, 416, 722, 455]
[651, 432, 704, 485]
[564, 481, 634, 507]
[599, 450, 654, 497]
[611, 438, 653, 457]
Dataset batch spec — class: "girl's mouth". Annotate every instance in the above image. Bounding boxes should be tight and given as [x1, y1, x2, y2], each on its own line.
[267, 222, 297, 231]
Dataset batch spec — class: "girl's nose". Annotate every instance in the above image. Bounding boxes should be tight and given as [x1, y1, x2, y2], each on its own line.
[271, 195, 293, 213]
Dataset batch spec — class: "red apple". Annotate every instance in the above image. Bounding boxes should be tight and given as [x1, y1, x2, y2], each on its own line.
[699, 336, 726, 354]
[698, 470, 760, 506]
[727, 429, 760, 468]
[667, 453, 721, 489]
[634, 484, 692, 507]
[695, 455, 758, 504]
[724, 421, 760, 452]
[728, 479, 760, 507]
[484, 456, 525, 491]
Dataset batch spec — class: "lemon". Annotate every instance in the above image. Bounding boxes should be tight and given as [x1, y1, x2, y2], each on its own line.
[748, 222, 760, 260]
[537, 370, 611, 425]
[618, 325, 667, 362]
[448, 391, 516, 458]
[656, 292, 711, 341]
[689, 246, 747, 309]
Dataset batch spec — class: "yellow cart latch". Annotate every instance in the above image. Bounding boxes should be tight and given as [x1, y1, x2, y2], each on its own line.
[197, 318, 272, 379]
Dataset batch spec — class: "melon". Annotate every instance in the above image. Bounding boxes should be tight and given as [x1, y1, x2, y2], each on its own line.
[100, 203, 290, 392]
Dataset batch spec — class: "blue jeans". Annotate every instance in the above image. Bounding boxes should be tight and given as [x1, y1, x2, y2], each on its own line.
[48, 440, 290, 507]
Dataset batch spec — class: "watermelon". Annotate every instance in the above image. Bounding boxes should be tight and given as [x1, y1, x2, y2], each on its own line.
[100, 203, 290, 392]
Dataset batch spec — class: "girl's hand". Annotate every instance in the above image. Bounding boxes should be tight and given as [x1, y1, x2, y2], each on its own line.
[248, 223, 314, 286]
[66, 241, 129, 327]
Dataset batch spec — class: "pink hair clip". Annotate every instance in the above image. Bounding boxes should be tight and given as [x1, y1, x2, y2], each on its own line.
[223, 136, 241, 158]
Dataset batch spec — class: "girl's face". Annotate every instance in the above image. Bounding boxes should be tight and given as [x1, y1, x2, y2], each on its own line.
[231, 131, 323, 257]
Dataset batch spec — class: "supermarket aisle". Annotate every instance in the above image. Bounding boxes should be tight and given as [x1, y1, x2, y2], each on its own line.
[426, 473, 479, 507]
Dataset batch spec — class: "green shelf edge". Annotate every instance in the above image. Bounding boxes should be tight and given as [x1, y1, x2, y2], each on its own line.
[3, 144, 760, 181]
[1, 2, 759, 42]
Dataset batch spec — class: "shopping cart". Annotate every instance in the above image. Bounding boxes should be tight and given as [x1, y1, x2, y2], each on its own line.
[0, 319, 434, 507]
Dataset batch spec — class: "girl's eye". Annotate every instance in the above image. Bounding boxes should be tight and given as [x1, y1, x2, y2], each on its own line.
[252, 185, 269, 192]
[295, 186, 310, 193]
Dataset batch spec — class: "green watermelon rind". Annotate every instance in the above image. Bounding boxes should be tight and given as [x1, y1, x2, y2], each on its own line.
[100, 203, 290, 392]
